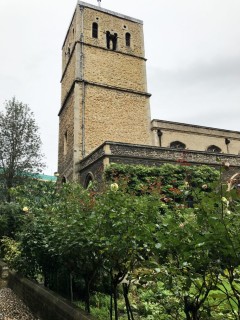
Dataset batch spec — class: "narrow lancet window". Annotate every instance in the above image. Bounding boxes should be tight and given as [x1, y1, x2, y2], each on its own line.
[92, 22, 98, 38]
[64, 131, 68, 155]
[125, 32, 131, 46]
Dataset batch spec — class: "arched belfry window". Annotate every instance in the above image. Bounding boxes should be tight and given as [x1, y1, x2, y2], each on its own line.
[170, 141, 186, 149]
[207, 145, 222, 153]
[125, 32, 131, 47]
[106, 31, 117, 50]
[92, 22, 98, 38]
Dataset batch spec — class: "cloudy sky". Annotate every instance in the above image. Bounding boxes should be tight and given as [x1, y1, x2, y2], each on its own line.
[0, 0, 239, 174]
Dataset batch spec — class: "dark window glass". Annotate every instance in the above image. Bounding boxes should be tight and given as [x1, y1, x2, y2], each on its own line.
[207, 145, 222, 153]
[170, 141, 186, 149]
[92, 22, 98, 38]
[85, 173, 94, 188]
[106, 31, 117, 50]
[126, 33, 131, 46]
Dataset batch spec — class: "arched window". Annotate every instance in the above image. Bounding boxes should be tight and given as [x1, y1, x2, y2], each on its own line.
[84, 173, 94, 189]
[64, 131, 68, 155]
[207, 145, 222, 153]
[106, 31, 118, 50]
[62, 176, 66, 184]
[125, 33, 131, 47]
[92, 22, 98, 38]
[170, 141, 186, 149]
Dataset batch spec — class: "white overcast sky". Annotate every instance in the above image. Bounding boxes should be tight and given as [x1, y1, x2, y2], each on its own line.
[0, 0, 240, 174]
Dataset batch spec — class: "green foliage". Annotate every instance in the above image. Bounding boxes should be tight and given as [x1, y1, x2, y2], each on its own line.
[0, 202, 23, 240]
[1, 236, 21, 266]
[105, 163, 219, 188]
[0, 97, 45, 201]
[76, 292, 111, 319]
[2, 162, 240, 319]
[105, 163, 219, 205]
[10, 179, 58, 209]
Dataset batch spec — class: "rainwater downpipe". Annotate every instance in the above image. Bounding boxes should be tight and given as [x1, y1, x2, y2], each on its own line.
[225, 138, 230, 154]
[157, 129, 163, 147]
[80, 5, 86, 157]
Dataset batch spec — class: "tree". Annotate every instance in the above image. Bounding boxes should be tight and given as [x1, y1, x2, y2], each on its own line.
[0, 97, 45, 200]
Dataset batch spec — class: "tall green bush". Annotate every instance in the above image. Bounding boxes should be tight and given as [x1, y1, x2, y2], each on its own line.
[3, 163, 240, 319]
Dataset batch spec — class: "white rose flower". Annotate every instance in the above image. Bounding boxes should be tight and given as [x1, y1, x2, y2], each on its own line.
[221, 197, 229, 207]
[110, 183, 119, 192]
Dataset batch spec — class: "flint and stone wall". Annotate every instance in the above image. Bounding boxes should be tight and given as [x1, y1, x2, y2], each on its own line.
[79, 141, 240, 185]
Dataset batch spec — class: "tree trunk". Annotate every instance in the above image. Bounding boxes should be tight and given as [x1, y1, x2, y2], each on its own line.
[113, 284, 118, 320]
[110, 293, 113, 320]
[123, 283, 134, 320]
[190, 309, 200, 320]
[69, 273, 73, 303]
[84, 277, 91, 313]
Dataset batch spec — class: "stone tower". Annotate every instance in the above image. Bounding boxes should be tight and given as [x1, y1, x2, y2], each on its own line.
[58, 1, 151, 181]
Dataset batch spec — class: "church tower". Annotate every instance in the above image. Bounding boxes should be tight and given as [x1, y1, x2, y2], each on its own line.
[58, 1, 151, 181]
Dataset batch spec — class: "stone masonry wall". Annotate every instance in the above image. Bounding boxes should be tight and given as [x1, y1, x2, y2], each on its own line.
[61, 53, 76, 104]
[58, 92, 75, 181]
[62, 13, 77, 72]
[108, 142, 240, 167]
[160, 132, 240, 154]
[152, 120, 240, 155]
[82, 6, 145, 57]
[79, 157, 105, 187]
[77, 4, 151, 157]
[84, 85, 151, 155]
[84, 45, 147, 92]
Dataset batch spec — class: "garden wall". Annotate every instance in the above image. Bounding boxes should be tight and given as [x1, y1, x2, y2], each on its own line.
[0, 261, 94, 320]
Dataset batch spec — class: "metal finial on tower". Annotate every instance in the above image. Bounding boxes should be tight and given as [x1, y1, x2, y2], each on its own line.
[97, 0, 101, 7]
